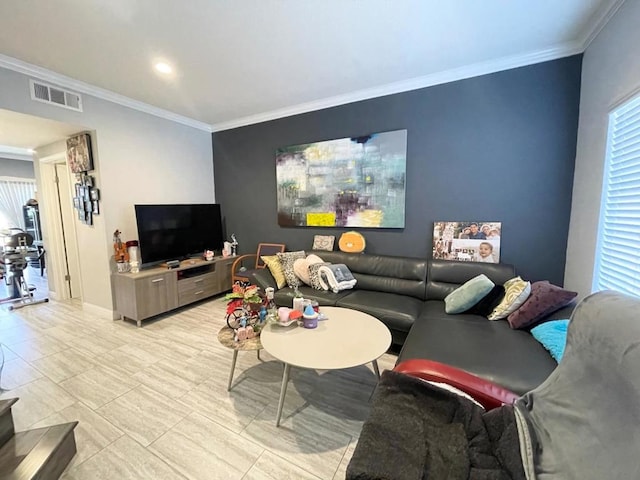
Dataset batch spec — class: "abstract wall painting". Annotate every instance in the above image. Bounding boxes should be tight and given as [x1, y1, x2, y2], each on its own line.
[66, 133, 94, 173]
[275, 129, 407, 228]
[433, 221, 502, 263]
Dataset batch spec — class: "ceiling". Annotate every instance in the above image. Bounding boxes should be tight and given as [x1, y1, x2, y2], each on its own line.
[0, 0, 623, 132]
[0, 109, 85, 159]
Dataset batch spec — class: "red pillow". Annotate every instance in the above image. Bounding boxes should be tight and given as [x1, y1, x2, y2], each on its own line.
[507, 281, 577, 329]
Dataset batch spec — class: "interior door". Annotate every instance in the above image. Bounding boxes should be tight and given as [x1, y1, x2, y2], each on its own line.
[54, 163, 82, 298]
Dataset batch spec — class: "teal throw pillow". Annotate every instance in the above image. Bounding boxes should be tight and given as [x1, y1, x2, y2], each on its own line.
[444, 274, 495, 314]
[531, 319, 570, 363]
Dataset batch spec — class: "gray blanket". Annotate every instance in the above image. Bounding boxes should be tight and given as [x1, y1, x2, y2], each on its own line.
[515, 291, 640, 480]
[347, 371, 524, 480]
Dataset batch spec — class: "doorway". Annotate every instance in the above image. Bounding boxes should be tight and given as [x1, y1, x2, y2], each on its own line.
[38, 159, 82, 300]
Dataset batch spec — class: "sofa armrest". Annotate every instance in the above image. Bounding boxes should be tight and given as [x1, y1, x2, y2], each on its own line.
[394, 359, 519, 410]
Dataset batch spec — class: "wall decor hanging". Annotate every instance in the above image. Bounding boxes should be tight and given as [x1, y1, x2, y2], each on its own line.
[72, 173, 100, 226]
[432, 221, 502, 263]
[276, 129, 407, 228]
[66, 133, 94, 173]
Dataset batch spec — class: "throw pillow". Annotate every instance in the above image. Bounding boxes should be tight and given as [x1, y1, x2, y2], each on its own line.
[261, 255, 286, 289]
[530, 319, 570, 362]
[464, 285, 506, 317]
[487, 276, 531, 320]
[277, 251, 306, 289]
[309, 262, 331, 290]
[444, 274, 495, 314]
[292, 254, 324, 286]
[312, 235, 335, 251]
[507, 281, 577, 329]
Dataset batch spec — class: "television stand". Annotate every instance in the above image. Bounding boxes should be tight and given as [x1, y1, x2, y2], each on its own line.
[112, 256, 235, 327]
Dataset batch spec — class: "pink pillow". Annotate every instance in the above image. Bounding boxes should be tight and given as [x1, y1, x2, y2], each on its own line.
[293, 254, 324, 286]
[507, 281, 577, 329]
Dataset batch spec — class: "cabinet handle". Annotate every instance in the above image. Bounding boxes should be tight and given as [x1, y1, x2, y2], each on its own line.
[152, 278, 164, 283]
[194, 279, 204, 284]
[194, 290, 204, 295]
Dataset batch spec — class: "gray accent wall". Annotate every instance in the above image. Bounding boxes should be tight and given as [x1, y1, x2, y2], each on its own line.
[0, 158, 35, 178]
[213, 55, 582, 285]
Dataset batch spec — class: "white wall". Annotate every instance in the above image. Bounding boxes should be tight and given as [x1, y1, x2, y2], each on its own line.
[0, 66, 214, 313]
[565, 0, 640, 298]
[0, 157, 35, 178]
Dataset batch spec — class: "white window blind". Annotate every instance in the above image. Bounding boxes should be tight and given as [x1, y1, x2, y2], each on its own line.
[593, 94, 640, 297]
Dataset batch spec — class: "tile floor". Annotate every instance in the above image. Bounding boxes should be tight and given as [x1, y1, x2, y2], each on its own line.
[0, 288, 397, 479]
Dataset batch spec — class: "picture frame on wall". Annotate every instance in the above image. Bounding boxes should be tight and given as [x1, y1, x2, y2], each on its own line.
[66, 133, 94, 173]
[432, 221, 502, 263]
[92, 200, 100, 214]
[90, 188, 100, 201]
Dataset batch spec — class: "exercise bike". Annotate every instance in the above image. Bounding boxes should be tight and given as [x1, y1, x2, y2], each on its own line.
[0, 228, 49, 310]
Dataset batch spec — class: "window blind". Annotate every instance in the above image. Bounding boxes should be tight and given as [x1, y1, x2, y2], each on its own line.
[594, 94, 640, 297]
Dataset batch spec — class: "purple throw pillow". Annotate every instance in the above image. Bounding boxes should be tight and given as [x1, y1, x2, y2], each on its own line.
[507, 281, 577, 329]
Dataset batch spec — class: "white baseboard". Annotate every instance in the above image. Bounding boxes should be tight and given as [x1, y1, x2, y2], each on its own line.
[82, 302, 117, 320]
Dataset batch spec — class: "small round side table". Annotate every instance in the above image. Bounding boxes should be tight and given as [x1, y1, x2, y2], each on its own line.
[217, 326, 262, 391]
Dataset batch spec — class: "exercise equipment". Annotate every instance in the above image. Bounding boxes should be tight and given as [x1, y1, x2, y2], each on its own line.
[0, 228, 48, 310]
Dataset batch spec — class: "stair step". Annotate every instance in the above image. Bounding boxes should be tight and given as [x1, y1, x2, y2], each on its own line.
[0, 421, 78, 480]
[0, 398, 18, 449]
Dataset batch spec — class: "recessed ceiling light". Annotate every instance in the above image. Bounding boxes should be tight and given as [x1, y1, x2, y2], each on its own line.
[154, 62, 173, 75]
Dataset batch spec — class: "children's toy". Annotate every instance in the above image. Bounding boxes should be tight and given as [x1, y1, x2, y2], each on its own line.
[225, 282, 269, 339]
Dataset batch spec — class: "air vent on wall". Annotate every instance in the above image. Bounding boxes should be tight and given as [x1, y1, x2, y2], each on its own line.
[29, 79, 83, 112]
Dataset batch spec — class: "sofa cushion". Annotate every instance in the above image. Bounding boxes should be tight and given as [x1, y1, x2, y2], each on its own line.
[464, 284, 505, 317]
[426, 259, 515, 301]
[398, 301, 557, 395]
[336, 290, 423, 335]
[311, 251, 428, 300]
[507, 281, 577, 329]
[261, 255, 286, 289]
[488, 276, 531, 320]
[293, 254, 324, 286]
[444, 274, 495, 314]
[531, 319, 570, 363]
[277, 251, 306, 289]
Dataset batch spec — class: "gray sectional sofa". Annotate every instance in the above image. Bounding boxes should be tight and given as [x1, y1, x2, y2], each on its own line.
[250, 250, 572, 395]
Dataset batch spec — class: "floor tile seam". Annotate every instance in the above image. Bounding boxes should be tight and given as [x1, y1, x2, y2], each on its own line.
[330, 433, 355, 480]
[37, 399, 129, 439]
[143, 442, 201, 480]
[59, 373, 140, 411]
[147, 421, 267, 479]
[262, 448, 327, 480]
[0, 363, 44, 391]
[8, 344, 72, 364]
[98, 381, 190, 418]
[239, 447, 268, 480]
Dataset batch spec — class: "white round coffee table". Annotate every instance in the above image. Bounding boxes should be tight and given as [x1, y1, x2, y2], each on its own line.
[260, 306, 391, 426]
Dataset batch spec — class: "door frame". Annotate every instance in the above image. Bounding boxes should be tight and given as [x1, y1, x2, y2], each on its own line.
[38, 152, 82, 301]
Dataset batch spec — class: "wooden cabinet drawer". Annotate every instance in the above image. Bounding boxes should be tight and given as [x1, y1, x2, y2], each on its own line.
[178, 273, 217, 294]
[135, 274, 178, 319]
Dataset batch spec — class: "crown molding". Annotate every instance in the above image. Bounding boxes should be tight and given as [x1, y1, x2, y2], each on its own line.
[578, 0, 626, 50]
[211, 42, 582, 132]
[0, 54, 212, 132]
[0, 145, 33, 161]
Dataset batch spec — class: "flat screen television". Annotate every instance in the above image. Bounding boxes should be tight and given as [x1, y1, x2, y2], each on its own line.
[134, 204, 224, 267]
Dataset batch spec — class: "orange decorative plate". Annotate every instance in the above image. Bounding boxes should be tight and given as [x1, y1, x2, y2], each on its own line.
[338, 231, 366, 253]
